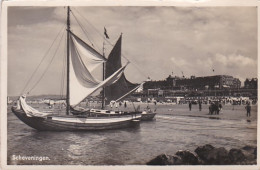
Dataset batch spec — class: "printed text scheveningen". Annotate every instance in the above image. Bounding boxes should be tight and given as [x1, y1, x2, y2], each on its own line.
[12, 155, 50, 161]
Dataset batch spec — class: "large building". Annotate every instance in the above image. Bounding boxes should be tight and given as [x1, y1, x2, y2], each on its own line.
[244, 78, 257, 89]
[144, 75, 241, 91]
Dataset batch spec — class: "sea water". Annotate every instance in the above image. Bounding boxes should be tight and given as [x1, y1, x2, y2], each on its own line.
[7, 104, 257, 165]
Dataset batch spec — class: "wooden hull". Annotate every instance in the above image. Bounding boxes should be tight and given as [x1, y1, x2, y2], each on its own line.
[71, 108, 154, 122]
[11, 107, 141, 131]
[141, 113, 156, 121]
[71, 108, 142, 117]
[70, 107, 90, 115]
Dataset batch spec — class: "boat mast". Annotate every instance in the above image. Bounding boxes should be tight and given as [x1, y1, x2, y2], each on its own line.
[66, 6, 70, 115]
[102, 33, 105, 109]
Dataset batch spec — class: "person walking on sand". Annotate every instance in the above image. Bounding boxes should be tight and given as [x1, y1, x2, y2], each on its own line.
[245, 102, 251, 117]
[209, 103, 212, 115]
[189, 101, 192, 111]
[218, 103, 222, 113]
[199, 101, 202, 111]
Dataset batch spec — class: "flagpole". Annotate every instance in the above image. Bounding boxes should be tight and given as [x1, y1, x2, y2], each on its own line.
[212, 68, 216, 97]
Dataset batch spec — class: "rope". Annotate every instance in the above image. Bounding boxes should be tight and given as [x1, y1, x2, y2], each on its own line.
[72, 7, 105, 42]
[60, 34, 67, 99]
[21, 24, 66, 95]
[27, 29, 66, 94]
[122, 54, 149, 79]
[72, 7, 149, 80]
[72, 7, 112, 57]
[70, 10, 100, 51]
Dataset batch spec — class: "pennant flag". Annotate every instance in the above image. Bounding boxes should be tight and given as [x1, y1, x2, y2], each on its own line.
[104, 27, 109, 39]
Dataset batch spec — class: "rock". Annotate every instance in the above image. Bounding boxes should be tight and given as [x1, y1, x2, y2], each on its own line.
[147, 154, 182, 165]
[228, 149, 246, 164]
[175, 150, 200, 165]
[208, 147, 230, 164]
[253, 148, 257, 159]
[194, 144, 214, 161]
[195, 145, 230, 165]
[241, 145, 257, 161]
[242, 145, 255, 151]
[147, 145, 257, 165]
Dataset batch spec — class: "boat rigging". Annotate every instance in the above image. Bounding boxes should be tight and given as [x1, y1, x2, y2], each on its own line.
[11, 6, 149, 131]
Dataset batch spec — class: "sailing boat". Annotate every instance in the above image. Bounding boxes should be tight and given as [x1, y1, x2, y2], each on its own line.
[71, 32, 156, 120]
[11, 7, 141, 131]
[102, 33, 157, 121]
[104, 34, 138, 105]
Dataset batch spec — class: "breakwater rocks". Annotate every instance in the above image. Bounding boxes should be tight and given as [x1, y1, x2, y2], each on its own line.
[147, 144, 256, 165]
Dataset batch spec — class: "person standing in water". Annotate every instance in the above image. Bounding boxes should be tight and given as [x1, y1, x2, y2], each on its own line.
[199, 100, 202, 111]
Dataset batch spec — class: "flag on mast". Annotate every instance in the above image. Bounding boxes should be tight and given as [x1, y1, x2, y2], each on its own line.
[104, 27, 109, 39]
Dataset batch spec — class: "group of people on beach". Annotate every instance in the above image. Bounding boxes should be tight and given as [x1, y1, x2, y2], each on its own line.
[110, 101, 127, 108]
[188, 101, 204, 112]
[188, 101, 202, 111]
[208, 102, 222, 115]
[188, 100, 252, 118]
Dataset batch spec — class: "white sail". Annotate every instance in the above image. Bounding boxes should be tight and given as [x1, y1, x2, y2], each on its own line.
[70, 32, 106, 73]
[19, 96, 52, 117]
[70, 60, 127, 106]
[70, 33, 128, 106]
[70, 36, 101, 88]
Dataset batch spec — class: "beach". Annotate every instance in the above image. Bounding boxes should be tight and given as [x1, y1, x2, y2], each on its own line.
[7, 103, 257, 165]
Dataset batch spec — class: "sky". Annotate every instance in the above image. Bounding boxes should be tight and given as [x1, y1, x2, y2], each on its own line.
[8, 6, 257, 96]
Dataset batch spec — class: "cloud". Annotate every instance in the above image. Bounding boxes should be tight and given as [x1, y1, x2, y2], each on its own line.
[7, 6, 257, 96]
[171, 57, 190, 68]
[169, 52, 257, 80]
[215, 53, 255, 67]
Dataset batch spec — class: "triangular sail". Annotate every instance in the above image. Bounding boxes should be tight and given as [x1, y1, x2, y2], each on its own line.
[69, 32, 128, 106]
[115, 82, 145, 102]
[105, 35, 138, 104]
[70, 35, 102, 87]
[70, 60, 128, 106]
[70, 31, 106, 72]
